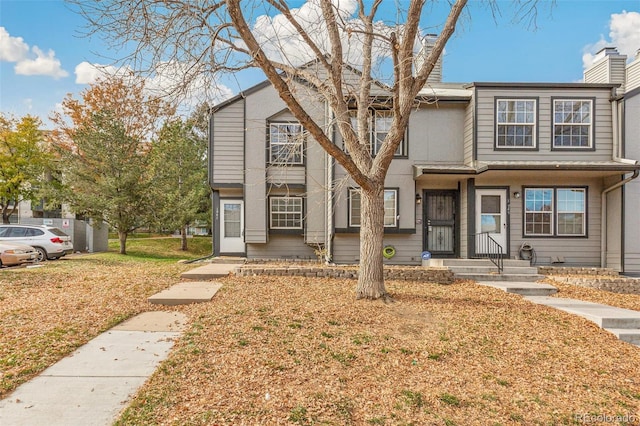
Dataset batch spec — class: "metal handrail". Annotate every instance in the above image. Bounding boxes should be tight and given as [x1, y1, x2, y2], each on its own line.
[474, 232, 503, 273]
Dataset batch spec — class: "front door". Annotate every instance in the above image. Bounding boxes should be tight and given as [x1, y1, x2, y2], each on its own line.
[424, 191, 457, 256]
[475, 189, 507, 254]
[220, 200, 245, 254]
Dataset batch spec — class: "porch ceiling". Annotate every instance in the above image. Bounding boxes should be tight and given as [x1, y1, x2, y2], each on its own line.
[413, 159, 640, 180]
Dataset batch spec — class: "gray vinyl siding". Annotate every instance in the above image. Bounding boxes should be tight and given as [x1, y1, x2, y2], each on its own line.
[476, 174, 604, 267]
[475, 87, 614, 161]
[244, 84, 290, 243]
[584, 59, 609, 84]
[305, 133, 328, 244]
[332, 234, 423, 265]
[247, 235, 316, 260]
[212, 99, 245, 184]
[624, 93, 640, 273]
[464, 100, 474, 164]
[625, 179, 640, 272]
[605, 183, 623, 271]
[627, 59, 640, 92]
[408, 104, 466, 162]
[459, 181, 468, 257]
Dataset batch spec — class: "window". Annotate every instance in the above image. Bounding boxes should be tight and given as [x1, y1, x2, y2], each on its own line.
[349, 188, 398, 228]
[269, 123, 304, 164]
[524, 188, 586, 237]
[496, 99, 536, 148]
[270, 197, 303, 229]
[556, 188, 586, 236]
[553, 99, 593, 148]
[348, 111, 405, 156]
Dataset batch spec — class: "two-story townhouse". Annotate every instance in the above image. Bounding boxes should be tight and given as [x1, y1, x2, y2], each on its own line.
[209, 49, 639, 269]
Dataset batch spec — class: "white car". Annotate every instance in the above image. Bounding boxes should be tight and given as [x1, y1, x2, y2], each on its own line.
[0, 241, 38, 267]
[0, 225, 74, 262]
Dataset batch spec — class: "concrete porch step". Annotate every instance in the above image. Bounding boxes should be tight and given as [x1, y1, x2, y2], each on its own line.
[180, 263, 237, 280]
[478, 281, 558, 296]
[455, 273, 544, 282]
[606, 329, 640, 346]
[450, 266, 539, 275]
[426, 259, 532, 268]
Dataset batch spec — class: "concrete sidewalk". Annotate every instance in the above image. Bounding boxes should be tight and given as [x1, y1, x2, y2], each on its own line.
[478, 280, 640, 347]
[0, 311, 187, 426]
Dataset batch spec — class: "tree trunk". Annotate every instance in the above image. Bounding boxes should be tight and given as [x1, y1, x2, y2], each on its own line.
[180, 226, 188, 251]
[118, 230, 128, 255]
[356, 184, 388, 300]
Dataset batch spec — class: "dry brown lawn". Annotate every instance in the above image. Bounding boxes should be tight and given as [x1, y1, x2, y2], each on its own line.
[2, 253, 640, 425]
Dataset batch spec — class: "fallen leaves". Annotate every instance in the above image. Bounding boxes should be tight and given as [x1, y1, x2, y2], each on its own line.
[117, 276, 640, 425]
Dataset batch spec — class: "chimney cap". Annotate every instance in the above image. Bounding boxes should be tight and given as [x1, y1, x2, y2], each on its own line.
[595, 46, 621, 57]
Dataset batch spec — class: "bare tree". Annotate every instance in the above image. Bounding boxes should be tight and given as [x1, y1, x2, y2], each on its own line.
[69, 0, 540, 300]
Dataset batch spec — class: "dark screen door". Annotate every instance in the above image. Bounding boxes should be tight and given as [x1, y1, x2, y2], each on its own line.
[424, 191, 457, 256]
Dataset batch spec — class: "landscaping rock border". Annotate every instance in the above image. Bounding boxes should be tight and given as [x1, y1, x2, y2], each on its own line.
[234, 264, 455, 284]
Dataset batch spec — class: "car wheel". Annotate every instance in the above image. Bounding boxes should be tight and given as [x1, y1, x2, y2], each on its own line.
[34, 247, 47, 262]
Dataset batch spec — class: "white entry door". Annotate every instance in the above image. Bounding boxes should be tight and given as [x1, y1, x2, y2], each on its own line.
[475, 189, 507, 254]
[220, 200, 245, 254]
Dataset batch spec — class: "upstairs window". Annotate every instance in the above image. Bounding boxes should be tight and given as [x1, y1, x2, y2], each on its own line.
[269, 122, 304, 165]
[349, 188, 398, 228]
[348, 111, 405, 157]
[496, 99, 536, 149]
[553, 99, 593, 149]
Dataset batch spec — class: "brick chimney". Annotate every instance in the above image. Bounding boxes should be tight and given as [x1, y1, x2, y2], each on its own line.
[415, 34, 442, 83]
[584, 47, 627, 94]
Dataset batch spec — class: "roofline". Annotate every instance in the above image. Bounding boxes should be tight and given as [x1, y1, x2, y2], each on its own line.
[211, 79, 273, 113]
[624, 86, 640, 100]
[464, 82, 621, 89]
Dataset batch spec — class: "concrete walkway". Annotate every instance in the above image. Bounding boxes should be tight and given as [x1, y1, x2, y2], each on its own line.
[0, 311, 187, 426]
[0, 259, 237, 425]
[479, 281, 640, 347]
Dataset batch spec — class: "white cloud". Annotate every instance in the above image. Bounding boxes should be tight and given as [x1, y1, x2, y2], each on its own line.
[251, 0, 400, 70]
[583, 10, 640, 69]
[14, 46, 68, 79]
[0, 27, 29, 62]
[75, 62, 128, 84]
[0, 26, 69, 79]
[74, 59, 234, 111]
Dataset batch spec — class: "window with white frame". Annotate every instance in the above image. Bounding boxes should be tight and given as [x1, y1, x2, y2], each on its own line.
[349, 188, 398, 228]
[496, 99, 536, 148]
[270, 197, 303, 229]
[347, 111, 405, 156]
[524, 187, 586, 237]
[553, 99, 592, 148]
[269, 122, 304, 164]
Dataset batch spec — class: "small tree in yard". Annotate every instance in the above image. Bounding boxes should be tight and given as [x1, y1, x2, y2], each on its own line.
[51, 76, 175, 254]
[148, 116, 209, 251]
[71, 0, 543, 299]
[59, 111, 152, 254]
[0, 114, 51, 224]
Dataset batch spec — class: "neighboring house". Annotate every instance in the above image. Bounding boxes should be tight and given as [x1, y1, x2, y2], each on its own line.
[208, 45, 640, 271]
[621, 50, 640, 274]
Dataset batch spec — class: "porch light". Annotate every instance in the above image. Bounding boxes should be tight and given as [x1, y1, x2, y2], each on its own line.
[415, 193, 422, 204]
[513, 191, 521, 199]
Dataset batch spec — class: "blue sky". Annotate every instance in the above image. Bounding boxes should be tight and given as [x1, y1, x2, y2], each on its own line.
[1, 0, 639, 128]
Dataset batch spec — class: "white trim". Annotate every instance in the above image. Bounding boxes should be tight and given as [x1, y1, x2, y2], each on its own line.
[269, 196, 303, 229]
